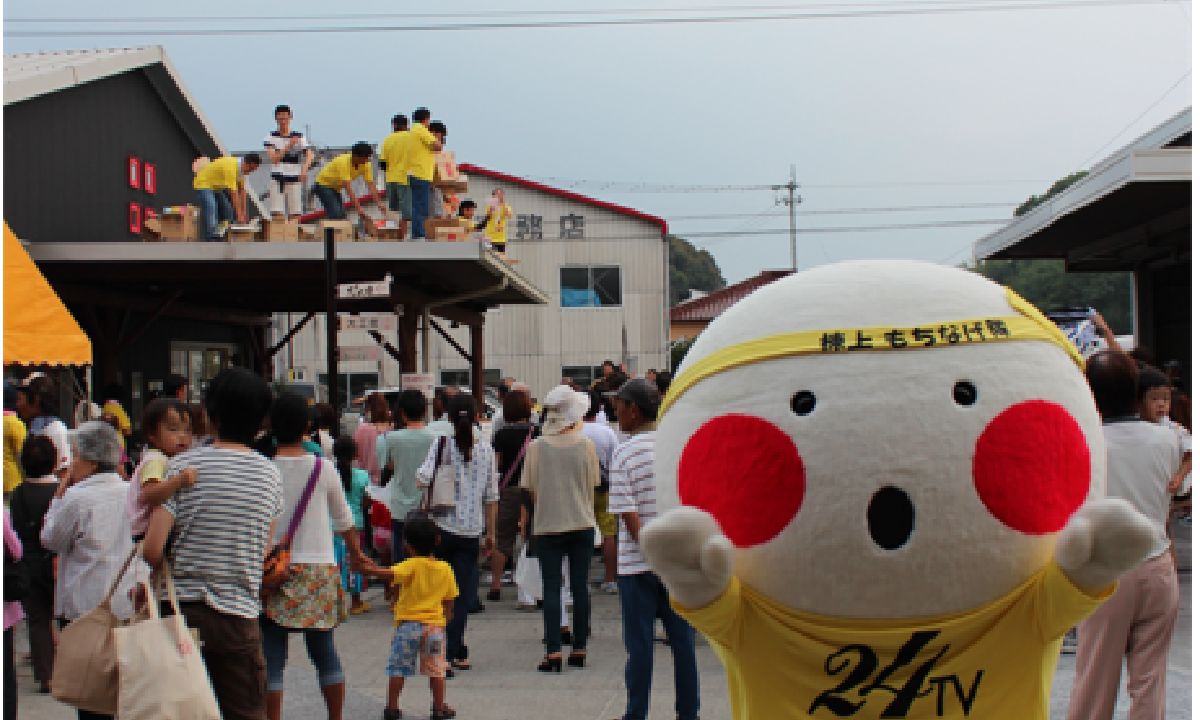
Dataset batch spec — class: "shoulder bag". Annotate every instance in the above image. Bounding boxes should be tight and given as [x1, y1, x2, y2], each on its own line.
[262, 457, 324, 595]
[113, 564, 221, 720]
[499, 424, 535, 491]
[50, 543, 141, 714]
[409, 437, 457, 521]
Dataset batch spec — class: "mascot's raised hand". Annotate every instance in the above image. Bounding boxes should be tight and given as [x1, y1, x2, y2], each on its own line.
[645, 259, 1154, 720]
[641, 506, 733, 610]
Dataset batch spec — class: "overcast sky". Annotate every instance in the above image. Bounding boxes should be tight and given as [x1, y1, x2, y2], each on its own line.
[4, 1, 1191, 284]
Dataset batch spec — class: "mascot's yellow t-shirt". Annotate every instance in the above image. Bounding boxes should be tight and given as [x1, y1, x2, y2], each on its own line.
[674, 563, 1110, 720]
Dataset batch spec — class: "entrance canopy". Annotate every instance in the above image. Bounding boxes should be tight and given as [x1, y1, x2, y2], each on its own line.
[3, 223, 92, 366]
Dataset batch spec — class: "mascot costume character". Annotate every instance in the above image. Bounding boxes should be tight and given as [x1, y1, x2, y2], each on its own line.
[642, 259, 1156, 719]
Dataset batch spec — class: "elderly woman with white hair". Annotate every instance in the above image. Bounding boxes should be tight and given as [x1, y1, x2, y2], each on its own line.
[40, 420, 135, 720]
[520, 385, 600, 673]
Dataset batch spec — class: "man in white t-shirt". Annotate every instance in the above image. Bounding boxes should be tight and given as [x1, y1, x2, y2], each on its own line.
[263, 104, 313, 218]
[1067, 351, 1184, 720]
[582, 391, 619, 592]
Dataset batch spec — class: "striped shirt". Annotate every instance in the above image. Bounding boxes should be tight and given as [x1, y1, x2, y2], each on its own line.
[163, 447, 283, 619]
[607, 429, 657, 575]
[263, 130, 309, 182]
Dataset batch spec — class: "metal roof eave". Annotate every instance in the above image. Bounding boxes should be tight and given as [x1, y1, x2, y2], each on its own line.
[972, 147, 1191, 261]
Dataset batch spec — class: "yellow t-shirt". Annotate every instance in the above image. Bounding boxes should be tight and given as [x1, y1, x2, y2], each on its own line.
[380, 130, 411, 185]
[391, 556, 459, 626]
[3, 414, 27, 493]
[404, 124, 439, 182]
[483, 204, 512, 245]
[675, 564, 1111, 720]
[316, 153, 373, 189]
[192, 156, 242, 190]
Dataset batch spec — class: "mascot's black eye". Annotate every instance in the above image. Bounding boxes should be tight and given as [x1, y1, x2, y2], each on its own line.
[953, 381, 978, 406]
[791, 390, 816, 416]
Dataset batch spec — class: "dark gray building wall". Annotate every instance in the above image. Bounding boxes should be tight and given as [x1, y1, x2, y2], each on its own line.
[4, 67, 219, 243]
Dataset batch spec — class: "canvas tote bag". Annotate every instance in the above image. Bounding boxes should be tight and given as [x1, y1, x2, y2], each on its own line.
[428, 437, 458, 513]
[113, 564, 221, 720]
[50, 543, 140, 714]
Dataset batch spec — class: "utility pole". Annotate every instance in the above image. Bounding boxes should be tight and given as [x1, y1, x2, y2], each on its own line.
[772, 165, 802, 271]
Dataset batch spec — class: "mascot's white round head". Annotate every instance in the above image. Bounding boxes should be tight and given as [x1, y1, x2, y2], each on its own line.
[655, 259, 1104, 619]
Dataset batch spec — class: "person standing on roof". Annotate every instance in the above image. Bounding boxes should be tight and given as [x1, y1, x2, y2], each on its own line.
[481, 188, 513, 254]
[314, 142, 386, 222]
[379, 114, 411, 238]
[263, 104, 313, 219]
[193, 154, 260, 241]
[405, 107, 443, 239]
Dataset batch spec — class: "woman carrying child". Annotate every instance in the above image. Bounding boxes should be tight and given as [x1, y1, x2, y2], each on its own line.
[361, 516, 459, 720]
[261, 393, 368, 720]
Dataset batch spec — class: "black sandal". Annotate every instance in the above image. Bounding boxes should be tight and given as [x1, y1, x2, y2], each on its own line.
[567, 651, 587, 667]
[431, 704, 457, 719]
[537, 654, 563, 673]
[450, 659, 472, 671]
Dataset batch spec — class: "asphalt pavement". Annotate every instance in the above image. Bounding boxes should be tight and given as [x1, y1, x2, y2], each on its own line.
[12, 518, 1192, 720]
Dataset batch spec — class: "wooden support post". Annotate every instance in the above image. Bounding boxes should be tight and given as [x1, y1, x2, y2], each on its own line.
[470, 323, 484, 410]
[397, 304, 419, 373]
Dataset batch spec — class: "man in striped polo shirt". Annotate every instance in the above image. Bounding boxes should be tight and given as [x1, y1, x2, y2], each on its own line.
[263, 104, 313, 219]
[607, 378, 700, 720]
[143, 368, 283, 720]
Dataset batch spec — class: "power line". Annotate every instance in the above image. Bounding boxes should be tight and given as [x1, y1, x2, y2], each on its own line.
[1075, 71, 1192, 169]
[534, 178, 1040, 193]
[679, 218, 1011, 238]
[653, 202, 1018, 222]
[3, 0, 1176, 37]
[4, 0, 1159, 23]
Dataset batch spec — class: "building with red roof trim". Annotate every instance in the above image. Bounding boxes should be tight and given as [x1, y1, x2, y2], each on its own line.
[670, 270, 793, 341]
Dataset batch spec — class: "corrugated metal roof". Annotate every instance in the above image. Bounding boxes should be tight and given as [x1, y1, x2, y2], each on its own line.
[670, 269, 792, 322]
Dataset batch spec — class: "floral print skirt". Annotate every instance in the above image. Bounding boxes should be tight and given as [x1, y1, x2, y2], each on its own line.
[262, 563, 348, 630]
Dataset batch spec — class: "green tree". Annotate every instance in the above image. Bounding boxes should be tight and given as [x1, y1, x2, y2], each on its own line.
[1014, 171, 1089, 217]
[668, 235, 726, 305]
[967, 258, 1132, 334]
[669, 336, 697, 372]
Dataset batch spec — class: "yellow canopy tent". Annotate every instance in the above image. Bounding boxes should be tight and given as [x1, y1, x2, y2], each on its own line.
[3, 223, 92, 367]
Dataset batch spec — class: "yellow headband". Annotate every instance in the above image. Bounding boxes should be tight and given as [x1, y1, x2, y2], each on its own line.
[659, 288, 1083, 419]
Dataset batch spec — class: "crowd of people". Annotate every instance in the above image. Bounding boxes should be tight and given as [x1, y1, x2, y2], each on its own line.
[0, 361, 696, 720]
[0, 332, 1188, 720]
[193, 104, 515, 254]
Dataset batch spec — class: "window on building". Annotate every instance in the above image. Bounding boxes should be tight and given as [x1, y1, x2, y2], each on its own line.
[562, 365, 605, 388]
[560, 265, 621, 307]
[439, 369, 503, 388]
[317, 372, 380, 408]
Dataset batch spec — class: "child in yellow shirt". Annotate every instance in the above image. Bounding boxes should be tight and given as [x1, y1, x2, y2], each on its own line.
[362, 516, 459, 720]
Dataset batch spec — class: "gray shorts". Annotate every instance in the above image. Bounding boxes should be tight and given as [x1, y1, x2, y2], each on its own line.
[386, 183, 412, 218]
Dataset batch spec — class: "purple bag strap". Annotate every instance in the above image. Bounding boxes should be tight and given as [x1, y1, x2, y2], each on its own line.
[421, 437, 448, 511]
[499, 424, 534, 489]
[282, 457, 324, 544]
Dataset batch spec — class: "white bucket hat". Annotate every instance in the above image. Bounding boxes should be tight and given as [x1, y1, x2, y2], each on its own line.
[541, 385, 590, 435]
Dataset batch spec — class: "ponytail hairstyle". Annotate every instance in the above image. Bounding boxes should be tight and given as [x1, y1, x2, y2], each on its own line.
[332, 436, 357, 494]
[447, 394, 476, 462]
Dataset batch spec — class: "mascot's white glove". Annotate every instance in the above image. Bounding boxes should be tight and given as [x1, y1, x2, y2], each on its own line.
[1055, 498, 1158, 595]
[642, 507, 735, 610]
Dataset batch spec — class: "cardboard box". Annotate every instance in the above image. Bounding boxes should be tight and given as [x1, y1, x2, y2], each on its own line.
[264, 218, 299, 241]
[142, 217, 162, 241]
[425, 218, 465, 241]
[433, 150, 459, 183]
[362, 218, 404, 241]
[157, 205, 198, 241]
[433, 178, 469, 194]
[228, 222, 259, 242]
[317, 219, 355, 242]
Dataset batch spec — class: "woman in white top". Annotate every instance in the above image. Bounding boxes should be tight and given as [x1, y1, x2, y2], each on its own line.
[416, 394, 498, 672]
[262, 393, 366, 720]
[520, 386, 599, 672]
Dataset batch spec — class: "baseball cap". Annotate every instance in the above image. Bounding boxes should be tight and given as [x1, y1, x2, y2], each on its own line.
[605, 378, 661, 418]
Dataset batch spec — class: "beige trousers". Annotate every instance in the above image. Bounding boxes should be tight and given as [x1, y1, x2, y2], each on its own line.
[1066, 551, 1179, 720]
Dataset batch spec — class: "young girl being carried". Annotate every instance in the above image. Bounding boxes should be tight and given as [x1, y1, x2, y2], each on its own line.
[127, 398, 197, 541]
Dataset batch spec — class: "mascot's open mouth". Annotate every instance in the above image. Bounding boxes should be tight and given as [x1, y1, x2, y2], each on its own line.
[867, 486, 915, 550]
